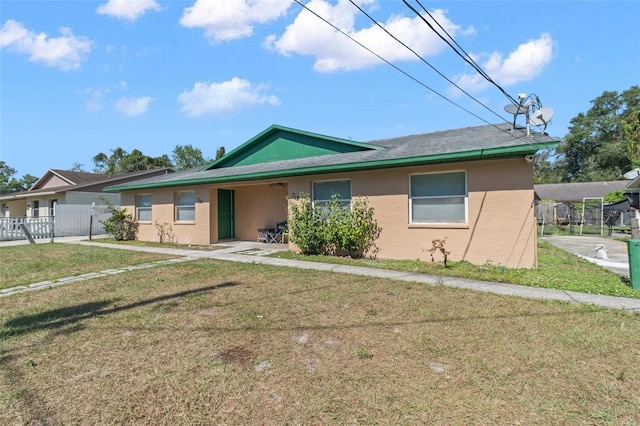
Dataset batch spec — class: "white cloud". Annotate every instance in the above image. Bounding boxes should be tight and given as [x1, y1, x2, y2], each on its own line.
[0, 20, 92, 70]
[452, 33, 555, 94]
[266, 1, 472, 72]
[178, 77, 280, 117]
[115, 96, 152, 116]
[180, 0, 294, 42]
[97, 0, 161, 21]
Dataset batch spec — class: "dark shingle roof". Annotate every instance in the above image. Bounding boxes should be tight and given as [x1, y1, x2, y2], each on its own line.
[106, 123, 559, 191]
[534, 181, 629, 203]
[0, 168, 174, 200]
[49, 170, 108, 186]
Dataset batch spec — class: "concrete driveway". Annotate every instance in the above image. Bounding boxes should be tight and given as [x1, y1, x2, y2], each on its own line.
[541, 235, 630, 276]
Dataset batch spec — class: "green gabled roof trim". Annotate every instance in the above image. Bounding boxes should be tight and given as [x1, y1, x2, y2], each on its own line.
[105, 141, 558, 192]
[201, 124, 382, 170]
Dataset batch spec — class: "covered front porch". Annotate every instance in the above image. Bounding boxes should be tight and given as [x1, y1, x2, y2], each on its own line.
[209, 181, 290, 245]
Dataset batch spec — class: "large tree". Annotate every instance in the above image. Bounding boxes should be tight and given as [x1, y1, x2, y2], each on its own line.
[92, 148, 172, 174]
[553, 85, 640, 182]
[172, 144, 210, 170]
[0, 161, 38, 194]
[533, 150, 563, 184]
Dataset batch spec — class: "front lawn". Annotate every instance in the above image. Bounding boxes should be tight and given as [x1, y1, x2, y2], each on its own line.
[272, 240, 638, 298]
[0, 244, 175, 290]
[1, 259, 639, 424]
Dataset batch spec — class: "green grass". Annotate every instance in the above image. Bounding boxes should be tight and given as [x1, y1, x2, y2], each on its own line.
[271, 240, 638, 298]
[1, 260, 639, 424]
[0, 244, 175, 289]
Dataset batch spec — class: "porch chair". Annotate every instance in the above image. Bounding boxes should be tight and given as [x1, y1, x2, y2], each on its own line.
[257, 221, 287, 243]
[257, 227, 270, 243]
[270, 220, 288, 244]
[257, 220, 287, 244]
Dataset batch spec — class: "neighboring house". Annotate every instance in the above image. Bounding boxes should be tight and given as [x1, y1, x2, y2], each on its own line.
[0, 168, 174, 218]
[622, 174, 640, 219]
[105, 124, 559, 268]
[534, 181, 628, 204]
[534, 181, 631, 227]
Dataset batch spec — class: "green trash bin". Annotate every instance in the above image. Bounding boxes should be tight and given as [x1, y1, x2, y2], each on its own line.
[627, 239, 640, 290]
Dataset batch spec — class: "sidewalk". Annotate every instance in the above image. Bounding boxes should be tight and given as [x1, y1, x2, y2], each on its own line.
[3, 236, 640, 311]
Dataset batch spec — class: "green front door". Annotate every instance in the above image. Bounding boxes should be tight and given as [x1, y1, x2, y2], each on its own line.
[217, 189, 235, 240]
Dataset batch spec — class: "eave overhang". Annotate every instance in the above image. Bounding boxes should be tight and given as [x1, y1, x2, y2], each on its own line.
[105, 141, 558, 192]
[0, 190, 58, 201]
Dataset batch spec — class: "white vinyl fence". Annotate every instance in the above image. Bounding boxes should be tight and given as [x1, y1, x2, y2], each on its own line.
[0, 217, 54, 241]
[0, 204, 118, 241]
[53, 204, 117, 237]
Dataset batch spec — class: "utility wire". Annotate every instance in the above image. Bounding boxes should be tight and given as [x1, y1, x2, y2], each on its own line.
[291, 0, 548, 142]
[355, 0, 550, 136]
[407, 0, 550, 134]
[291, 0, 502, 131]
[345, 0, 537, 136]
[407, 0, 518, 106]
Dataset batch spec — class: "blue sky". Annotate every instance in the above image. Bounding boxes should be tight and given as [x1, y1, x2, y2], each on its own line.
[1, 0, 639, 178]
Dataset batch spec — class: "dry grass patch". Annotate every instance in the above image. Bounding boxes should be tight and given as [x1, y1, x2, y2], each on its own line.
[0, 244, 176, 289]
[95, 238, 228, 251]
[1, 260, 639, 424]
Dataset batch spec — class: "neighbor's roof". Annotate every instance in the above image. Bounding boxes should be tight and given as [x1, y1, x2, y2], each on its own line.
[534, 181, 629, 203]
[105, 123, 560, 192]
[0, 168, 174, 201]
[31, 169, 109, 190]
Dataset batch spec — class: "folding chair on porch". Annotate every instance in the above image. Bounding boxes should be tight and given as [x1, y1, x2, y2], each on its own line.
[257, 220, 287, 244]
[257, 227, 270, 243]
[268, 220, 287, 244]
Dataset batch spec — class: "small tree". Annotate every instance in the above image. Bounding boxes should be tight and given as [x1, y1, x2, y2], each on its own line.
[426, 238, 450, 267]
[101, 207, 137, 241]
[154, 220, 176, 243]
[288, 193, 325, 255]
[323, 195, 381, 257]
[288, 192, 381, 258]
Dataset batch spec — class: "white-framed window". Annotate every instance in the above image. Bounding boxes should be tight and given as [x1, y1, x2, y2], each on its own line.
[136, 194, 152, 222]
[409, 171, 467, 224]
[312, 179, 352, 212]
[175, 191, 196, 222]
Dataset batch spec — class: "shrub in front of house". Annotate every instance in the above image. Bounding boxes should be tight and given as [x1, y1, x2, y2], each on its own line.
[288, 193, 381, 258]
[101, 207, 137, 241]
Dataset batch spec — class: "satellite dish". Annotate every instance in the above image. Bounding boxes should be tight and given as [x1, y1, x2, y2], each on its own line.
[504, 104, 525, 115]
[530, 107, 554, 127]
[503, 100, 533, 115]
[624, 168, 640, 180]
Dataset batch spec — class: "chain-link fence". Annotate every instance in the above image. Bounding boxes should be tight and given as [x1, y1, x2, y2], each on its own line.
[536, 199, 632, 237]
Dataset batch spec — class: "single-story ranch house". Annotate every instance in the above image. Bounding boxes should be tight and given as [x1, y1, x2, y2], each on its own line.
[105, 123, 559, 268]
[0, 168, 175, 239]
[1, 168, 174, 218]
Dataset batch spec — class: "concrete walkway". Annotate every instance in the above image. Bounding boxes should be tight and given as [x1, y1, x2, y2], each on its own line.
[2, 235, 640, 311]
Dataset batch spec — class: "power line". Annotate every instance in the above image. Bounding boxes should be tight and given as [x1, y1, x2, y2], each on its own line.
[291, 0, 548, 143]
[405, 0, 518, 106]
[291, 0, 499, 129]
[405, 0, 550, 134]
[347, 0, 513, 127]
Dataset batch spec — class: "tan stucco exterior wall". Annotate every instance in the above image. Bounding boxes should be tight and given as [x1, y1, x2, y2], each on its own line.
[121, 182, 288, 245]
[122, 186, 211, 245]
[287, 158, 537, 268]
[233, 184, 289, 241]
[121, 157, 537, 268]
